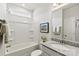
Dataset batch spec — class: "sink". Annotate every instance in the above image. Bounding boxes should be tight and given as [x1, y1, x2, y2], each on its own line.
[42, 41, 76, 55]
[50, 44, 70, 51]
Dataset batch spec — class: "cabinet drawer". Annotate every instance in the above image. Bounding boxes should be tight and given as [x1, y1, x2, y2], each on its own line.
[41, 45, 64, 56]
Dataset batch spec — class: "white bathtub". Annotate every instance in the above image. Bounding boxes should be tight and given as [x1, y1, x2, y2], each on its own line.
[5, 42, 38, 56]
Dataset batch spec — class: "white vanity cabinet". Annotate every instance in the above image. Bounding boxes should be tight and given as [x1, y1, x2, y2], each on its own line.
[40, 44, 65, 56]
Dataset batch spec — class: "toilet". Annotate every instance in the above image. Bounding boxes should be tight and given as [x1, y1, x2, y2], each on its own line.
[31, 50, 43, 56]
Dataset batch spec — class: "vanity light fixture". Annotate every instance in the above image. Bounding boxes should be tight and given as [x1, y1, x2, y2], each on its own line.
[52, 3, 63, 7]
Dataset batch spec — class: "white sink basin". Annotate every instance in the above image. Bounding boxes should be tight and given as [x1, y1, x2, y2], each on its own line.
[50, 44, 70, 51]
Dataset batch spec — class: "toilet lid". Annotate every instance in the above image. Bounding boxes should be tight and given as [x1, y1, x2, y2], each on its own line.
[31, 50, 42, 56]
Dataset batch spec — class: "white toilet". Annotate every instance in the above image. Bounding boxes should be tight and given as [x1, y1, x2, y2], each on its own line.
[31, 50, 43, 56]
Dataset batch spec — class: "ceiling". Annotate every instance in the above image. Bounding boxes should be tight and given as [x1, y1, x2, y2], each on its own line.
[8, 3, 53, 11]
[7, 3, 63, 11]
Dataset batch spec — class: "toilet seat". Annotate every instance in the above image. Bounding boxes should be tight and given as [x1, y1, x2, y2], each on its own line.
[31, 50, 42, 56]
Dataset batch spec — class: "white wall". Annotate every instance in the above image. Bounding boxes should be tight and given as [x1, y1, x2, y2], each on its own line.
[5, 4, 36, 54]
[0, 3, 6, 19]
[33, 5, 52, 43]
[33, 6, 63, 42]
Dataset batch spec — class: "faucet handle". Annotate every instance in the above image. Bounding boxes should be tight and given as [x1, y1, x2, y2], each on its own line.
[6, 44, 11, 48]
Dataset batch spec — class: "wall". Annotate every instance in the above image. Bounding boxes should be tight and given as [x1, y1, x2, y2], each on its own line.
[0, 3, 6, 19]
[33, 5, 52, 43]
[5, 4, 36, 54]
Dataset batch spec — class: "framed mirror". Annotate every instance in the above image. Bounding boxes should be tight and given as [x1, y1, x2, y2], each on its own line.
[40, 22, 49, 33]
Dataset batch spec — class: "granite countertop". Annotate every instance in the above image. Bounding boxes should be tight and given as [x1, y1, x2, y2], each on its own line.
[40, 41, 79, 56]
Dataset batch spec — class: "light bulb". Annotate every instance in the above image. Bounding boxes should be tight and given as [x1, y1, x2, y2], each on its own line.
[22, 4, 25, 7]
[53, 3, 57, 6]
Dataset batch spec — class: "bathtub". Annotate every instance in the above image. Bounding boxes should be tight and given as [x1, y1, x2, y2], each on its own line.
[5, 42, 39, 56]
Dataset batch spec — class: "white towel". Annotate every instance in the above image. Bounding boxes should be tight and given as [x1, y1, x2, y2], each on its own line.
[5, 22, 13, 41]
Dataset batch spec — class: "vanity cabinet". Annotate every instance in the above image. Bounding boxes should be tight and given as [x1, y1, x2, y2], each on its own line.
[40, 44, 64, 56]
